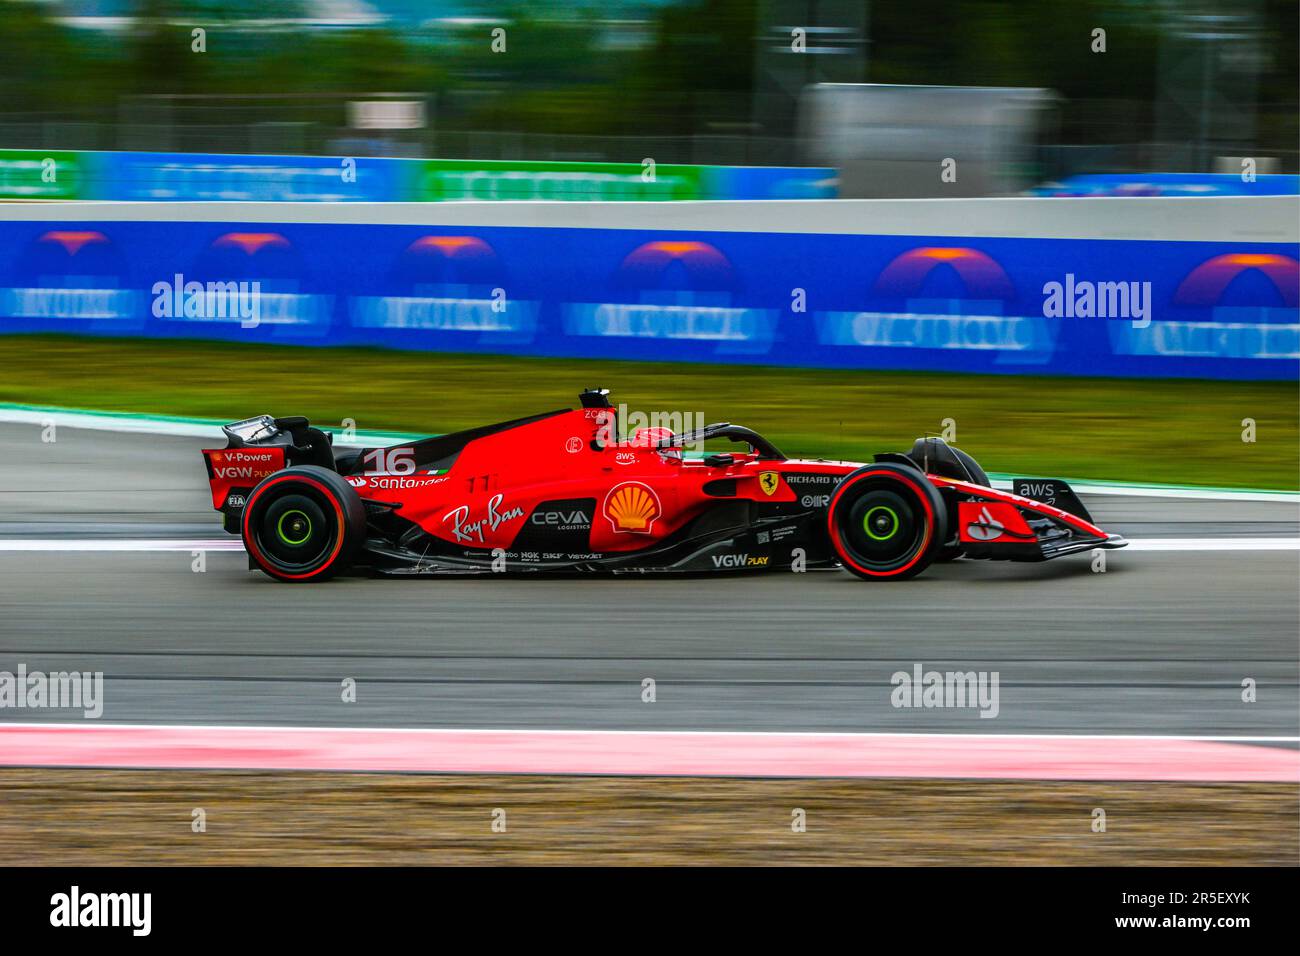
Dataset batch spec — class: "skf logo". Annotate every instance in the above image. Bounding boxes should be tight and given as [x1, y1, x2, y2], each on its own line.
[758, 471, 780, 496]
[966, 505, 1004, 541]
[603, 481, 661, 534]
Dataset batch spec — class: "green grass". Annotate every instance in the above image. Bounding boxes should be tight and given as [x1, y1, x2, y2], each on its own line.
[2, 334, 1296, 489]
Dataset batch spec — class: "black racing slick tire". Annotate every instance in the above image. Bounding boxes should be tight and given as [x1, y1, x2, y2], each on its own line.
[241, 465, 366, 582]
[827, 463, 947, 581]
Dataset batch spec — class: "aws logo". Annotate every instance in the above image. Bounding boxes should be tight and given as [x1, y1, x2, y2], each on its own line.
[602, 481, 662, 534]
[873, 247, 1015, 300]
[1173, 253, 1299, 308]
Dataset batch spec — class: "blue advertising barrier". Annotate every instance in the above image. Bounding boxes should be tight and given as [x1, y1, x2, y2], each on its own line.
[0, 202, 1296, 381]
[1033, 173, 1300, 198]
[9, 150, 835, 202]
[94, 151, 404, 203]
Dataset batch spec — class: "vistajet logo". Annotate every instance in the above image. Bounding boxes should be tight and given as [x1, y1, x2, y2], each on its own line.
[50, 886, 151, 936]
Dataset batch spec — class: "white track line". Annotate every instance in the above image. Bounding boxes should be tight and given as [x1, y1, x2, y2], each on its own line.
[0, 539, 241, 551]
[1125, 537, 1300, 551]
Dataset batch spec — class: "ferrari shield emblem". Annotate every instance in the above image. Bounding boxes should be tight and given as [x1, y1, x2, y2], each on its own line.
[758, 471, 780, 497]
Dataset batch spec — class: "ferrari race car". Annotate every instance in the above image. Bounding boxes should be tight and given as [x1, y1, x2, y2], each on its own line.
[202, 389, 1126, 583]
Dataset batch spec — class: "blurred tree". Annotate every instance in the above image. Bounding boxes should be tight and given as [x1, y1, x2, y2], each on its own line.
[0, 0, 86, 113]
[614, 0, 758, 137]
[0, 0, 1293, 166]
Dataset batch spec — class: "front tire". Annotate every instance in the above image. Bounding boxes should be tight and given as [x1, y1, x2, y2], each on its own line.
[827, 464, 946, 580]
[241, 465, 366, 582]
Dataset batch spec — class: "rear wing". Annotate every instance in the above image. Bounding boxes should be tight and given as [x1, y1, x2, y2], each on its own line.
[202, 446, 286, 532]
[202, 415, 335, 533]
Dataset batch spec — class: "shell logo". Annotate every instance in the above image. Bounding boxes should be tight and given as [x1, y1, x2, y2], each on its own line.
[603, 481, 662, 534]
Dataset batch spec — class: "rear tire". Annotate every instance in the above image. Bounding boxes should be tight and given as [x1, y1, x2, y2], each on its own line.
[827, 464, 946, 580]
[241, 465, 366, 582]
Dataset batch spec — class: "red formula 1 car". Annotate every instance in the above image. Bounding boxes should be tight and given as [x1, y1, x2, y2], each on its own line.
[202, 389, 1126, 582]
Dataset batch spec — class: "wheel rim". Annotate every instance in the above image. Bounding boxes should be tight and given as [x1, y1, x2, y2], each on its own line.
[251, 492, 335, 573]
[863, 504, 899, 541]
[276, 509, 313, 546]
[834, 481, 930, 574]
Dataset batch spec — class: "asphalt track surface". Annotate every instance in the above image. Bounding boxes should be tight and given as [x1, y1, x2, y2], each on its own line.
[0, 423, 1297, 738]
